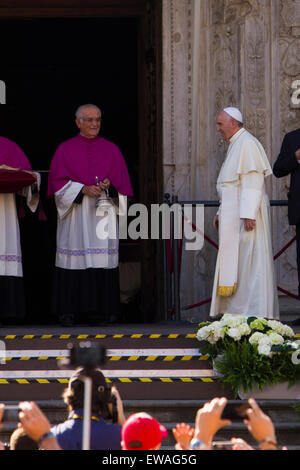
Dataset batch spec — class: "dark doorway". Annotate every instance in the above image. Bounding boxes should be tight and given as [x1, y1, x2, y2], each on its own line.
[0, 17, 141, 324]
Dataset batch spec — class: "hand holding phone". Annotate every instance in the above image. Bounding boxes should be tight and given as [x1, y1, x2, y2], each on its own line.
[221, 402, 251, 421]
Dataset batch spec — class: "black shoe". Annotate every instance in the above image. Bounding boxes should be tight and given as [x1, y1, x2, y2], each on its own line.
[290, 317, 300, 326]
[60, 314, 74, 327]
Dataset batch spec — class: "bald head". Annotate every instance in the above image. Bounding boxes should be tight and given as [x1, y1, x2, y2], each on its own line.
[216, 110, 243, 141]
[75, 104, 102, 139]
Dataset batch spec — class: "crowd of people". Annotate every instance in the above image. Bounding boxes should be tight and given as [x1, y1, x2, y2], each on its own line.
[0, 367, 285, 451]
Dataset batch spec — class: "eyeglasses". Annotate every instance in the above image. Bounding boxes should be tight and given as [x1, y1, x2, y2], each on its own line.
[80, 117, 101, 123]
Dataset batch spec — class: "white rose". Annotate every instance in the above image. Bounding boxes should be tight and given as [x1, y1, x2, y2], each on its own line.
[267, 320, 294, 338]
[258, 335, 272, 346]
[282, 325, 294, 338]
[196, 326, 210, 342]
[220, 314, 232, 324]
[266, 331, 284, 345]
[267, 320, 281, 330]
[237, 323, 251, 336]
[258, 342, 272, 357]
[212, 324, 225, 341]
[210, 323, 226, 343]
[196, 327, 205, 340]
[221, 314, 246, 328]
[197, 322, 225, 344]
[227, 327, 242, 341]
[249, 332, 264, 345]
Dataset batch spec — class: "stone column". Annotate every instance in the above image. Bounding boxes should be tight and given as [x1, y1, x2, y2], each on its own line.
[162, 0, 300, 322]
[162, 0, 196, 319]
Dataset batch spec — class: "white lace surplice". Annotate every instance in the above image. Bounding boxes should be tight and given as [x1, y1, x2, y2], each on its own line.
[55, 181, 118, 270]
[0, 175, 40, 277]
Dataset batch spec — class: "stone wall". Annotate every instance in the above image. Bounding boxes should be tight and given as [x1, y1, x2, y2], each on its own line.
[162, 0, 300, 321]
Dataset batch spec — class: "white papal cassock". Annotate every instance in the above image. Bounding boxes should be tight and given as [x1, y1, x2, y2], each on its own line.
[209, 127, 279, 319]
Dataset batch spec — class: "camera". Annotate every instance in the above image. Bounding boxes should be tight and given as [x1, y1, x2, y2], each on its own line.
[212, 440, 233, 450]
[65, 342, 118, 423]
[68, 342, 106, 368]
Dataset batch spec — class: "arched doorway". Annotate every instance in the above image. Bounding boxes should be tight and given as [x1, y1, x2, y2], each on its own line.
[0, 0, 163, 324]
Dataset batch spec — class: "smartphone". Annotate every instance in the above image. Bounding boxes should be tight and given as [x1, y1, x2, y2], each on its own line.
[212, 440, 233, 450]
[222, 402, 251, 421]
[2, 405, 20, 422]
[110, 394, 118, 424]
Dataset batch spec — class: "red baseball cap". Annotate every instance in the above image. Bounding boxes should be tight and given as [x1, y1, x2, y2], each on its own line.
[121, 412, 168, 450]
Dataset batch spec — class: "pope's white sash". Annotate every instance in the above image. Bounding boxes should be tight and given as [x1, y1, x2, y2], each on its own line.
[217, 185, 240, 296]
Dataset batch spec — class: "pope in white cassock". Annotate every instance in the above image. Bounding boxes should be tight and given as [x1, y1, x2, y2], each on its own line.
[209, 107, 279, 319]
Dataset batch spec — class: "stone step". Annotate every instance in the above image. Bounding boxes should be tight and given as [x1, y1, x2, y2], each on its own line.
[0, 325, 235, 401]
[0, 324, 299, 449]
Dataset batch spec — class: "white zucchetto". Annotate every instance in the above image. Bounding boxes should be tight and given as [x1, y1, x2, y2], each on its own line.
[223, 107, 243, 123]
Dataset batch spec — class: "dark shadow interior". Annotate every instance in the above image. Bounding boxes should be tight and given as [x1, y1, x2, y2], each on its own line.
[0, 17, 141, 324]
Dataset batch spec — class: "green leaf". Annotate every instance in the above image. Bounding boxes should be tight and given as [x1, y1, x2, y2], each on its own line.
[212, 338, 300, 398]
[271, 344, 284, 352]
[247, 316, 257, 326]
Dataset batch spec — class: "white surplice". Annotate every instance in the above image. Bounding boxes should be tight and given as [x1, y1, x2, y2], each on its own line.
[210, 128, 279, 319]
[54, 181, 119, 270]
[0, 175, 40, 277]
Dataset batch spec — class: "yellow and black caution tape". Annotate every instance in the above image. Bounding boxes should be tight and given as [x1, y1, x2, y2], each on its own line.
[1, 355, 209, 362]
[106, 355, 209, 362]
[0, 377, 215, 385]
[0, 333, 197, 341]
[1, 332, 299, 340]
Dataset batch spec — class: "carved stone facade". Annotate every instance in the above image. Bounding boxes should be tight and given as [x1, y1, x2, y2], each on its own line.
[162, 0, 300, 321]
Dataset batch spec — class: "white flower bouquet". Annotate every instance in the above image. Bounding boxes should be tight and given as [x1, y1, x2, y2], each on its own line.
[196, 315, 300, 396]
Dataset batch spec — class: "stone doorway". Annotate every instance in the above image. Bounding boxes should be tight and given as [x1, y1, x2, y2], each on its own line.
[0, 0, 163, 324]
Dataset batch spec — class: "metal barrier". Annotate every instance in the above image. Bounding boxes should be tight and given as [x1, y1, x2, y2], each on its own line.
[163, 194, 298, 322]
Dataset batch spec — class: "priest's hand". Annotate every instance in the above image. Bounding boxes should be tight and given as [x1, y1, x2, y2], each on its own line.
[243, 218, 256, 231]
[295, 148, 300, 161]
[99, 178, 110, 191]
[82, 185, 103, 197]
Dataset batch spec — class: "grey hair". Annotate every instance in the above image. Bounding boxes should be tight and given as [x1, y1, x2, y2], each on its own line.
[75, 104, 102, 120]
[232, 119, 243, 128]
